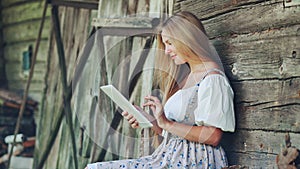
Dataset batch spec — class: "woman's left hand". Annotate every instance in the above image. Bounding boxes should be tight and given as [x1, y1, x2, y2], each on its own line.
[143, 95, 170, 128]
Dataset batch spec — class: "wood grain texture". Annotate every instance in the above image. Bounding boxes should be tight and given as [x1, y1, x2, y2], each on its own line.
[0, 6, 7, 88]
[5, 61, 47, 80]
[174, 0, 300, 168]
[232, 78, 300, 105]
[1, 0, 32, 8]
[223, 131, 300, 167]
[226, 151, 277, 168]
[236, 104, 300, 132]
[35, 6, 92, 169]
[214, 25, 300, 80]
[1, 1, 51, 25]
[2, 19, 51, 44]
[223, 130, 300, 154]
[176, 1, 300, 38]
[4, 40, 49, 62]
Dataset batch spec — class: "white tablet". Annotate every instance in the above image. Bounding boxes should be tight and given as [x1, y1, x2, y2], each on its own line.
[100, 85, 153, 128]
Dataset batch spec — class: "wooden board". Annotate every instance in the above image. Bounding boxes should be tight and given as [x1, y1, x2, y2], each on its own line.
[4, 40, 49, 62]
[5, 61, 47, 79]
[214, 25, 300, 80]
[232, 78, 300, 106]
[1, 1, 51, 25]
[1, 0, 29, 8]
[231, 78, 300, 132]
[223, 130, 300, 154]
[2, 19, 51, 44]
[236, 104, 300, 132]
[178, 1, 300, 38]
[174, 0, 300, 168]
[226, 151, 277, 168]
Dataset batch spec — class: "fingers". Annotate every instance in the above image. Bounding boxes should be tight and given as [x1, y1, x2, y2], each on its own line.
[144, 95, 160, 103]
[143, 95, 160, 108]
[131, 121, 139, 128]
[128, 116, 136, 123]
[142, 100, 156, 107]
[121, 111, 139, 128]
[121, 111, 128, 116]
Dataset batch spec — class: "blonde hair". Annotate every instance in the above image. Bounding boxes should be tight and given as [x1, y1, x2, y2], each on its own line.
[154, 11, 210, 104]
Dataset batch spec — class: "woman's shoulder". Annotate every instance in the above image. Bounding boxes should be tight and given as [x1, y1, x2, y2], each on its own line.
[199, 72, 231, 88]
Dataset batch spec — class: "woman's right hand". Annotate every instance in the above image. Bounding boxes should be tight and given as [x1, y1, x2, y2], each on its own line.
[121, 111, 139, 128]
[121, 109, 162, 135]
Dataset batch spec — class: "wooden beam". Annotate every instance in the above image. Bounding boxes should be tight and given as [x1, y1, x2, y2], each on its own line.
[92, 17, 155, 28]
[92, 17, 160, 36]
[49, 5, 78, 169]
[100, 27, 155, 37]
[49, 0, 98, 10]
[0, 3, 8, 88]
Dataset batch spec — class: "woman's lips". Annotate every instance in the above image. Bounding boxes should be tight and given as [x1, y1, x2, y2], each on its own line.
[170, 54, 176, 59]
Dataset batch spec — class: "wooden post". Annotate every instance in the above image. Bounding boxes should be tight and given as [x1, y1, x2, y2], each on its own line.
[35, 106, 64, 169]
[51, 5, 78, 169]
[0, 4, 8, 88]
[7, 0, 48, 168]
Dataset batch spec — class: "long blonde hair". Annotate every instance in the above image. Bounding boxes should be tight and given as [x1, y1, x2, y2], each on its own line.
[154, 11, 219, 104]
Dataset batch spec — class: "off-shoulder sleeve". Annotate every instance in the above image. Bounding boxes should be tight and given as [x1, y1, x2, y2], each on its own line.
[194, 75, 235, 132]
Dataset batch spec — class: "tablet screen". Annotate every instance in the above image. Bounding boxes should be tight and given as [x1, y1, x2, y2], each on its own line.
[100, 85, 153, 128]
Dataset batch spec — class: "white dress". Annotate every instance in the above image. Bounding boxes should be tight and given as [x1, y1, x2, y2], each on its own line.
[87, 70, 235, 169]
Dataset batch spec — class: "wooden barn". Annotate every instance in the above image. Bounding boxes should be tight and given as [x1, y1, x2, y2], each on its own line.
[0, 0, 299, 168]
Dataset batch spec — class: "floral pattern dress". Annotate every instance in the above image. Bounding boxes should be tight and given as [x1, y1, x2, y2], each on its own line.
[87, 69, 235, 169]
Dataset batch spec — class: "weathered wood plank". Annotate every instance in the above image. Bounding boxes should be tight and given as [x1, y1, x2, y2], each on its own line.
[4, 40, 49, 62]
[198, 1, 300, 38]
[214, 25, 300, 80]
[226, 151, 277, 168]
[1, 0, 32, 8]
[1, 0, 98, 8]
[176, 0, 279, 19]
[0, 2, 7, 88]
[223, 130, 300, 155]
[92, 17, 154, 28]
[2, 1, 51, 25]
[5, 61, 47, 79]
[34, 6, 93, 169]
[232, 78, 300, 106]
[8, 80, 45, 92]
[231, 78, 300, 132]
[50, 0, 98, 10]
[2, 19, 51, 44]
[236, 104, 300, 132]
[42, 117, 63, 169]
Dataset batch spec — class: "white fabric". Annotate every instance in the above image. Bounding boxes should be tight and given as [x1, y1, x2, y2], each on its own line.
[164, 74, 235, 132]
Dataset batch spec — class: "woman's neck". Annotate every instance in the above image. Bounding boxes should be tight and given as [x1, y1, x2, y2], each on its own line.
[189, 61, 219, 74]
[180, 61, 220, 89]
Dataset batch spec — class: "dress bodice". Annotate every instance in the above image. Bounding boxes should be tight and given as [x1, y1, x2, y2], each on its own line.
[163, 70, 235, 132]
[164, 86, 198, 125]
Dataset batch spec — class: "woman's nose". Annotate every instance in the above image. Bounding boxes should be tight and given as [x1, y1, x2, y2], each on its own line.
[165, 47, 171, 55]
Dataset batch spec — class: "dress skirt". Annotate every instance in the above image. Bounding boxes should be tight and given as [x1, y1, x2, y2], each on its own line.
[87, 134, 228, 169]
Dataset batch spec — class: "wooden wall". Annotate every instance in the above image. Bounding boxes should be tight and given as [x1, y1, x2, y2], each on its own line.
[1, 0, 51, 101]
[5, 0, 297, 168]
[34, 1, 168, 169]
[0, 5, 7, 89]
[33, 5, 94, 169]
[174, 0, 300, 168]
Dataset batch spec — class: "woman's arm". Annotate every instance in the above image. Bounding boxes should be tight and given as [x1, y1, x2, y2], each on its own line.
[143, 95, 223, 146]
[163, 120, 223, 146]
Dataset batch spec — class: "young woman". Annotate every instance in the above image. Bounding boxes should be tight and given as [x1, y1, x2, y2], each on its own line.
[86, 11, 235, 169]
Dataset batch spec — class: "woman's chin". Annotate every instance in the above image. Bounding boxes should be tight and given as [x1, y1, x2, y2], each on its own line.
[174, 60, 186, 65]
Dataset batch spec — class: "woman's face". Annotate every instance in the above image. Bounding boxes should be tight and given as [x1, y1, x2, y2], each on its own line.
[161, 30, 187, 65]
